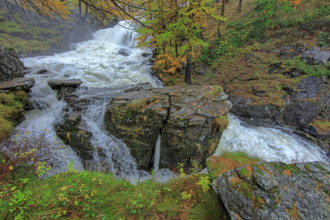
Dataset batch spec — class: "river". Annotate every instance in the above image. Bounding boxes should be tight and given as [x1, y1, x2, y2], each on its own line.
[12, 21, 327, 183]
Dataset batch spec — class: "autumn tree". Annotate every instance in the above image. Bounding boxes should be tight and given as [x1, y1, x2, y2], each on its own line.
[137, 0, 223, 84]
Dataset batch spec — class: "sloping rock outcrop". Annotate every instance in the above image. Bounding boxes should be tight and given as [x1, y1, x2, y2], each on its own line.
[0, 46, 24, 81]
[104, 85, 232, 170]
[212, 161, 330, 220]
[0, 77, 35, 92]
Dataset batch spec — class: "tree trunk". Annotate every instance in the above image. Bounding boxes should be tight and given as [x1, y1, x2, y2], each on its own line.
[221, 0, 225, 16]
[185, 51, 192, 85]
[175, 40, 178, 58]
[217, 20, 221, 38]
[79, 0, 82, 15]
[85, 3, 88, 16]
[238, 0, 242, 13]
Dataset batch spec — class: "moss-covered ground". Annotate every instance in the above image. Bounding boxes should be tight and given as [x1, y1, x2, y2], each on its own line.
[0, 168, 228, 219]
[0, 8, 64, 56]
[0, 91, 27, 142]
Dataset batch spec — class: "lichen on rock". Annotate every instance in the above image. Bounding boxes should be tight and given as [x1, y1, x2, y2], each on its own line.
[212, 161, 330, 220]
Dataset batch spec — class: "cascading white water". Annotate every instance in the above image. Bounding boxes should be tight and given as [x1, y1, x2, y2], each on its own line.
[17, 21, 162, 180]
[153, 134, 161, 171]
[214, 114, 327, 163]
[13, 80, 84, 175]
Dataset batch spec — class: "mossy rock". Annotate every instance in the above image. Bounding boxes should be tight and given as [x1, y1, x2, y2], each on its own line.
[207, 152, 260, 180]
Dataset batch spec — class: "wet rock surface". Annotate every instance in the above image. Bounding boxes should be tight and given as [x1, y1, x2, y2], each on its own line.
[229, 76, 329, 154]
[0, 77, 35, 91]
[0, 46, 25, 81]
[213, 161, 330, 220]
[47, 79, 83, 89]
[105, 85, 232, 170]
[55, 111, 93, 163]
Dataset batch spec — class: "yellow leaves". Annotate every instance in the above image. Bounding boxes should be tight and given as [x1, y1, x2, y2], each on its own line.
[155, 53, 186, 74]
[9, 165, 14, 171]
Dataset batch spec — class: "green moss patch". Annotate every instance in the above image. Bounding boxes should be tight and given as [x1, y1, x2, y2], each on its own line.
[0, 91, 27, 141]
[207, 152, 260, 180]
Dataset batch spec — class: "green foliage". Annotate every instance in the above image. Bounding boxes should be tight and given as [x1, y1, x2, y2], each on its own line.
[200, 16, 267, 65]
[177, 162, 186, 177]
[1, 170, 228, 219]
[0, 91, 27, 141]
[255, 0, 294, 27]
[283, 57, 330, 77]
[189, 191, 225, 220]
[197, 175, 211, 193]
[66, 160, 78, 173]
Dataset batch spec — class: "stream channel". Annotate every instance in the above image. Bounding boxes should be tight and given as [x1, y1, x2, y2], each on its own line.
[13, 21, 327, 184]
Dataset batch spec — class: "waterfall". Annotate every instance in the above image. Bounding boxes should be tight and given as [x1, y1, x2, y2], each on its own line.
[153, 134, 161, 171]
[214, 114, 327, 163]
[17, 21, 161, 181]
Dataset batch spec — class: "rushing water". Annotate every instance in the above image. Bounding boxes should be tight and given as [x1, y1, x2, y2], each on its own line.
[12, 21, 327, 182]
[17, 21, 162, 181]
[153, 135, 161, 171]
[214, 114, 327, 163]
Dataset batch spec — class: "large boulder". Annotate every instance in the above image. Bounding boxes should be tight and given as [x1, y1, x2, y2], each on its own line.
[55, 111, 93, 162]
[213, 161, 330, 220]
[104, 85, 232, 170]
[0, 46, 24, 81]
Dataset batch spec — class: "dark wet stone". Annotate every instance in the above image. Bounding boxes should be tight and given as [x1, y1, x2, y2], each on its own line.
[117, 48, 131, 56]
[0, 46, 24, 81]
[47, 78, 83, 89]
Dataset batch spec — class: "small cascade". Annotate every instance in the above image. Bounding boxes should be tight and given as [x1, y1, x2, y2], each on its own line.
[214, 114, 327, 163]
[81, 97, 141, 181]
[13, 79, 84, 175]
[153, 134, 161, 171]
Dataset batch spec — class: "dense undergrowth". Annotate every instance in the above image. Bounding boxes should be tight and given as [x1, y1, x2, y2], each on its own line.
[1, 148, 254, 219]
[191, 0, 330, 108]
[0, 133, 257, 219]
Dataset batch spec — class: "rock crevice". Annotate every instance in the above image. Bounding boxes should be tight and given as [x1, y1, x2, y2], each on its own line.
[104, 85, 232, 170]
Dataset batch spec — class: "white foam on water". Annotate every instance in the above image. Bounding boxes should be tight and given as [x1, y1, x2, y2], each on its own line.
[214, 114, 327, 164]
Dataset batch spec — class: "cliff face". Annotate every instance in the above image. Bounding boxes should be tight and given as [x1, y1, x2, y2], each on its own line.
[104, 85, 232, 170]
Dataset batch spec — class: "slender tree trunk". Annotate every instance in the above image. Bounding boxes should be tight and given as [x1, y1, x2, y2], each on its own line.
[79, 0, 82, 15]
[238, 0, 242, 12]
[85, 3, 88, 16]
[217, 20, 221, 38]
[175, 40, 178, 58]
[221, 0, 225, 16]
[185, 50, 192, 85]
